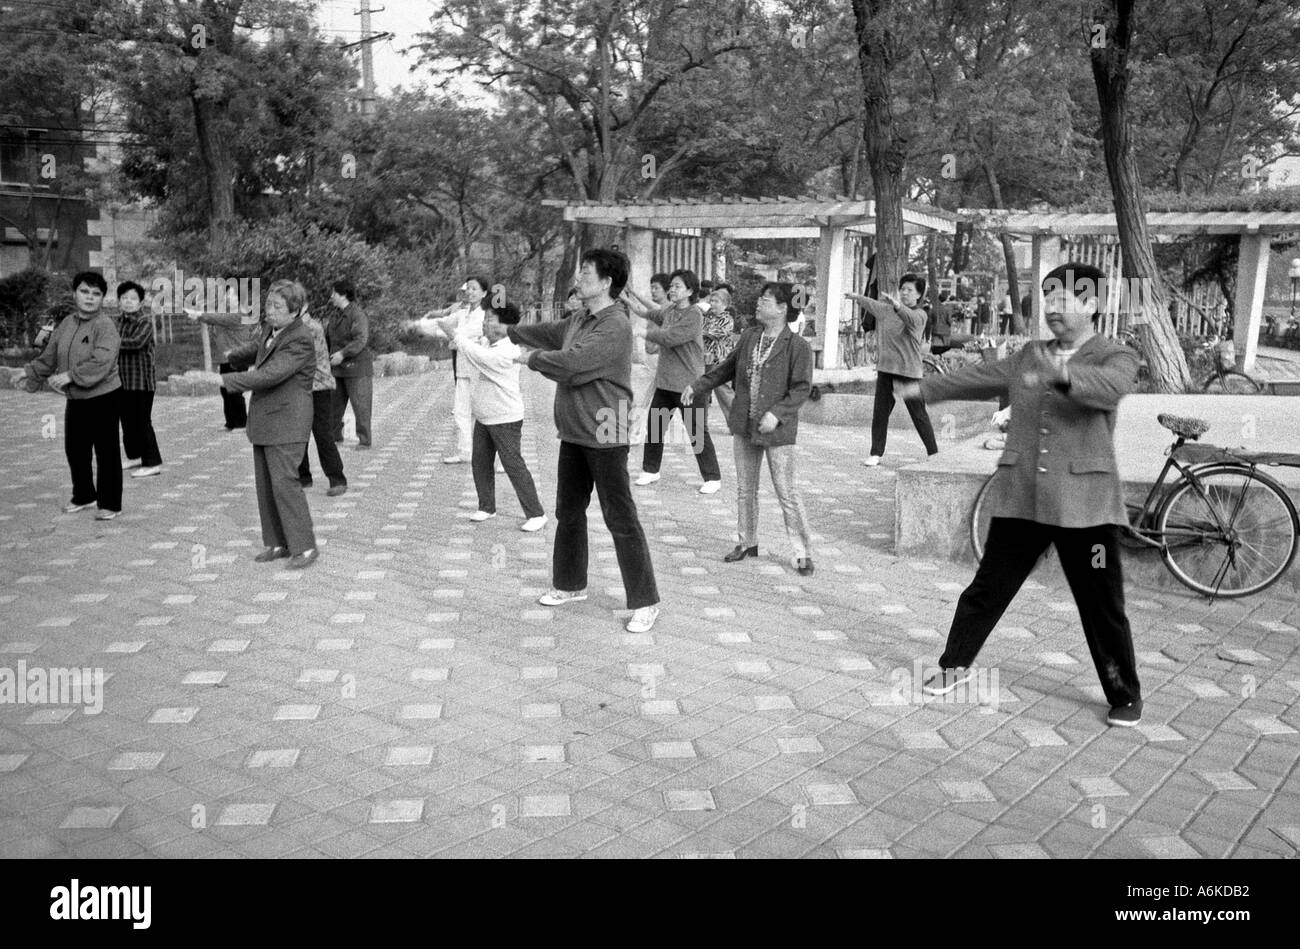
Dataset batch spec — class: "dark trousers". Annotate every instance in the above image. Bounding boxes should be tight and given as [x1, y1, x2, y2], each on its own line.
[939, 517, 1141, 708]
[472, 419, 544, 518]
[553, 441, 659, 609]
[66, 390, 122, 512]
[299, 390, 347, 487]
[641, 386, 721, 480]
[330, 374, 373, 446]
[870, 370, 938, 456]
[119, 389, 162, 467]
[253, 442, 316, 555]
[218, 362, 247, 429]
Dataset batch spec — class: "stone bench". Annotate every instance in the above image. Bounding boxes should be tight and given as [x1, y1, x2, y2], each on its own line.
[895, 394, 1300, 595]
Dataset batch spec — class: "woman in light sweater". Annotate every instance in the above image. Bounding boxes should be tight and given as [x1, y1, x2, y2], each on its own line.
[630, 269, 721, 494]
[454, 302, 547, 532]
[411, 277, 491, 463]
[22, 271, 124, 520]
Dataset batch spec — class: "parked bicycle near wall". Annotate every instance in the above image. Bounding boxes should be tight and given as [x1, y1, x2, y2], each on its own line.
[1198, 336, 1262, 394]
[971, 413, 1299, 599]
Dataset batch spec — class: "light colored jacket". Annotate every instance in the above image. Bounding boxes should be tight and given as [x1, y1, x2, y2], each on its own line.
[454, 326, 524, 425]
[920, 334, 1140, 528]
[643, 303, 705, 392]
[24, 312, 122, 399]
[860, 297, 927, 378]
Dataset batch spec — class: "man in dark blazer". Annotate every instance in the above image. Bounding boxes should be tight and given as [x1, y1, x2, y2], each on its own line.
[223, 280, 319, 569]
[899, 263, 1143, 727]
[326, 278, 374, 449]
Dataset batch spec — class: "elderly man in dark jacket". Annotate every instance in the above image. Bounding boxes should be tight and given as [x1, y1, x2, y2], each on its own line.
[684, 282, 815, 576]
[900, 263, 1143, 727]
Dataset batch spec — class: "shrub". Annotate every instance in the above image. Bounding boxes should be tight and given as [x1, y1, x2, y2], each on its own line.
[0, 268, 69, 348]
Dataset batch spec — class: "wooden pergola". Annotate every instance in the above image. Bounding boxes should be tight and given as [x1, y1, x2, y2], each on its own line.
[543, 196, 958, 369]
[979, 210, 1300, 374]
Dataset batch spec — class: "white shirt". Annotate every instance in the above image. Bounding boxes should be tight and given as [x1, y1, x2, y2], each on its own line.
[453, 326, 523, 424]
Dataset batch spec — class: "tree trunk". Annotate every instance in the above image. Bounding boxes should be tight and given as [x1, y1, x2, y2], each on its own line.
[1089, 0, 1191, 392]
[982, 164, 1023, 334]
[852, 0, 907, 299]
[191, 92, 237, 251]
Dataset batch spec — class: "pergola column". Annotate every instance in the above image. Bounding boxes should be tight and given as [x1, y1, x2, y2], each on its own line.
[815, 224, 848, 369]
[1029, 235, 1061, 339]
[624, 225, 655, 366]
[1233, 232, 1270, 374]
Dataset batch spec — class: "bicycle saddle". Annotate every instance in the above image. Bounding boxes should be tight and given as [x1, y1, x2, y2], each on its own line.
[1158, 413, 1210, 439]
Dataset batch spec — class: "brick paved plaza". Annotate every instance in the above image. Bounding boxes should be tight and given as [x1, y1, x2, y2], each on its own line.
[1, 376, 1298, 859]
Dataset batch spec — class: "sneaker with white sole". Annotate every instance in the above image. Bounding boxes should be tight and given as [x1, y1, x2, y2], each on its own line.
[520, 515, 548, 532]
[122, 459, 142, 470]
[94, 509, 120, 521]
[862, 455, 882, 467]
[634, 472, 661, 486]
[469, 510, 496, 522]
[698, 480, 721, 495]
[443, 455, 466, 464]
[538, 588, 587, 606]
[132, 466, 161, 478]
[63, 501, 96, 514]
[922, 667, 974, 696]
[625, 605, 660, 633]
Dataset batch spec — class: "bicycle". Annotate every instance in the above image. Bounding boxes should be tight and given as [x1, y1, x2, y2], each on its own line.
[970, 413, 1300, 599]
[1197, 337, 1262, 394]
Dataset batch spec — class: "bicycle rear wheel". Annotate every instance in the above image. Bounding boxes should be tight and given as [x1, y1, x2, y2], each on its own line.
[1203, 371, 1261, 394]
[1156, 464, 1299, 598]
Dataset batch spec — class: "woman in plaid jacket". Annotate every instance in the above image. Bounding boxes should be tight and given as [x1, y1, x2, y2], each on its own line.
[115, 281, 163, 477]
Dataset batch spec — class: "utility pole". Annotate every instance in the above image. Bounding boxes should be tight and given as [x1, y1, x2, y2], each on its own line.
[355, 0, 382, 118]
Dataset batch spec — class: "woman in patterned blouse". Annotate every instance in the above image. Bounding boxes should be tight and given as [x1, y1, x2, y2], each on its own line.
[115, 281, 163, 477]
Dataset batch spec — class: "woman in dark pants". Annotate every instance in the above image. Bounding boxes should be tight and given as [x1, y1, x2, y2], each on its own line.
[297, 308, 348, 496]
[22, 271, 124, 520]
[115, 281, 163, 477]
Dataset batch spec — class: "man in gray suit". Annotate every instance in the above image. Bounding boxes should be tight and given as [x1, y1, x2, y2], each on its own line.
[900, 263, 1143, 727]
[223, 280, 320, 569]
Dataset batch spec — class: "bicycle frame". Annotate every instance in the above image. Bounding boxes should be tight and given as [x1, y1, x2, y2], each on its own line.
[1123, 436, 1245, 552]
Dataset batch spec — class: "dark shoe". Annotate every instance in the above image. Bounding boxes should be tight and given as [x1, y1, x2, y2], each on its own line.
[326, 484, 348, 497]
[288, 548, 319, 569]
[723, 545, 758, 563]
[796, 557, 814, 576]
[254, 546, 289, 563]
[1107, 699, 1143, 728]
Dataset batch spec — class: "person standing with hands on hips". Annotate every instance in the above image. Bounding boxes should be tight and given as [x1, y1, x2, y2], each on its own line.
[845, 272, 939, 466]
[325, 279, 374, 450]
[897, 264, 1144, 727]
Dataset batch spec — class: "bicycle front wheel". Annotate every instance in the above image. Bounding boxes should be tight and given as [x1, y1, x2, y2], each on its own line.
[969, 469, 1003, 561]
[1156, 464, 1299, 598]
[1203, 371, 1261, 394]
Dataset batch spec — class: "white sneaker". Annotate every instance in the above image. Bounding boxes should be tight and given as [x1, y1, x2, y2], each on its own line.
[635, 472, 661, 486]
[538, 588, 587, 606]
[94, 509, 120, 521]
[520, 515, 548, 533]
[132, 466, 161, 478]
[443, 455, 466, 464]
[698, 480, 721, 495]
[625, 605, 660, 633]
[495, 460, 506, 473]
[862, 455, 882, 467]
[469, 510, 496, 522]
[122, 459, 142, 470]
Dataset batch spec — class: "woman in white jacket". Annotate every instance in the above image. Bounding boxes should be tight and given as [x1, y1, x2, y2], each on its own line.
[453, 302, 547, 532]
